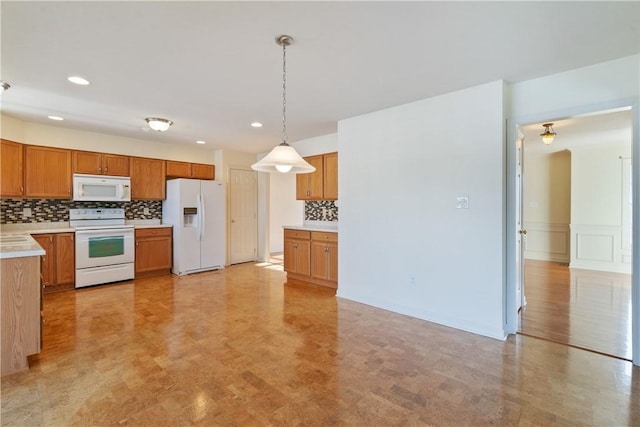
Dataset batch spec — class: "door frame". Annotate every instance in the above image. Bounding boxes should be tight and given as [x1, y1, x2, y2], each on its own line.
[505, 98, 640, 366]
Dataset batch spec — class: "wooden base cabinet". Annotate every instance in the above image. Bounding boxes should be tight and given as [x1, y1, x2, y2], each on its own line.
[31, 233, 75, 291]
[284, 230, 311, 276]
[310, 232, 338, 283]
[284, 228, 337, 289]
[135, 227, 172, 278]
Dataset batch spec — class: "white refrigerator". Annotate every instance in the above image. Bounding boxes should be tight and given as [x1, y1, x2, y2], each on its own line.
[162, 179, 226, 275]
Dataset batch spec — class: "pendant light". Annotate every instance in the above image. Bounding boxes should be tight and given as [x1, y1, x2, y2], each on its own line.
[251, 35, 316, 174]
[540, 123, 557, 145]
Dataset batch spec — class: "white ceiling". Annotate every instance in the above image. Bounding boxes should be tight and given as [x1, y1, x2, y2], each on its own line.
[2, 1, 639, 154]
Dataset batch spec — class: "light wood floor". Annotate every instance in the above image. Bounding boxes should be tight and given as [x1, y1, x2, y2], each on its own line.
[2, 261, 640, 425]
[519, 260, 632, 360]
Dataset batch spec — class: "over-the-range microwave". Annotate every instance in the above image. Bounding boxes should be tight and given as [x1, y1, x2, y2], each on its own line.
[73, 174, 131, 202]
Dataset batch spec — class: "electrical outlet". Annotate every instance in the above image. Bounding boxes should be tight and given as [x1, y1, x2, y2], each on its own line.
[410, 276, 416, 285]
[143, 207, 150, 215]
[22, 207, 32, 218]
[456, 196, 469, 209]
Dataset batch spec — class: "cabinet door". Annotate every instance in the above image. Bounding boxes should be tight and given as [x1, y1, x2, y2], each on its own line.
[32, 234, 54, 287]
[103, 154, 130, 176]
[310, 241, 329, 280]
[24, 146, 72, 198]
[192, 163, 215, 180]
[323, 152, 338, 200]
[72, 151, 102, 174]
[296, 239, 311, 276]
[135, 234, 172, 274]
[296, 155, 324, 200]
[130, 157, 166, 200]
[0, 139, 24, 197]
[55, 233, 75, 285]
[166, 161, 192, 178]
[326, 241, 338, 283]
[283, 238, 296, 273]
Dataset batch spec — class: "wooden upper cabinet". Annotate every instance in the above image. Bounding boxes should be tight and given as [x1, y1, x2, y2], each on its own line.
[24, 145, 72, 198]
[191, 163, 214, 180]
[102, 154, 130, 176]
[166, 161, 215, 180]
[323, 152, 338, 200]
[73, 151, 129, 176]
[1, 139, 24, 197]
[296, 155, 324, 200]
[130, 157, 166, 200]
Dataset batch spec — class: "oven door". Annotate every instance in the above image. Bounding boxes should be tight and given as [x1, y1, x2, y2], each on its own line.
[75, 228, 134, 269]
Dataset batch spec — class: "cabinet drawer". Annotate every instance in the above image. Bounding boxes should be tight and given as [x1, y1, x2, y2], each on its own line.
[284, 229, 310, 240]
[311, 231, 338, 242]
[135, 227, 172, 238]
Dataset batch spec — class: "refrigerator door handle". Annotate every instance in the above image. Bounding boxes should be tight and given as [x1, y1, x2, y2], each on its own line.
[196, 193, 202, 241]
[200, 192, 206, 238]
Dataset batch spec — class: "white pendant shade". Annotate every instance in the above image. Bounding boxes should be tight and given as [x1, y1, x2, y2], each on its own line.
[251, 144, 316, 174]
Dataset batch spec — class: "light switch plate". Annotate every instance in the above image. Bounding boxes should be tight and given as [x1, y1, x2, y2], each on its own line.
[22, 207, 32, 217]
[456, 196, 469, 209]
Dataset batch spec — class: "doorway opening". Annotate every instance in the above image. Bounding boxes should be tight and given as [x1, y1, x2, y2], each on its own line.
[516, 108, 633, 360]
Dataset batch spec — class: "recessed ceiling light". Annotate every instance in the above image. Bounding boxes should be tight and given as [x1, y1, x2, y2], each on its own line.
[68, 76, 90, 85]
[48, 115, 64, 121]
[250, 122, 263, 128]
[196, 140, 206, 145]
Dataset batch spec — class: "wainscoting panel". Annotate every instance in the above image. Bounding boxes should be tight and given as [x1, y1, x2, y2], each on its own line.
[523, 222, 570, 263]
[570, 224, 631, 274]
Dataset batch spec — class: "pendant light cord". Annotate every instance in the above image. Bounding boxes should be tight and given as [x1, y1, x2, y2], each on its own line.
[281, 40, 288, 146]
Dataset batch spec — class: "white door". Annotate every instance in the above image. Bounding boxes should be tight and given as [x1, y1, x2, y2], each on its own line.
[516, 135, 526, 312]
[229, 168, 257, 264]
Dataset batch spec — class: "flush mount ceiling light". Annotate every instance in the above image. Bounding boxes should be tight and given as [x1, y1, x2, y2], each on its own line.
[251, 35, 315, 174]
[145, 117, 173, 132]
[48, 115, 64, 121]
[0, 81, 10, 92]
[540, 122, 557, 145]
[68, 76, 90, 85]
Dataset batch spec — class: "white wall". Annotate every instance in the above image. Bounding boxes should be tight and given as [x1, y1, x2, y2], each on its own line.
[570, 142, 632, 273]
[523, 149, 571, 262]
[338, 81, 506, 339]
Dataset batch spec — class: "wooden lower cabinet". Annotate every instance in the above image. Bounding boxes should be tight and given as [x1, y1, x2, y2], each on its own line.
[284, 228, 337, 289]
[284, 230, 311, 276]
[31, 233, 75, 291]
[135, 227, 172, 278]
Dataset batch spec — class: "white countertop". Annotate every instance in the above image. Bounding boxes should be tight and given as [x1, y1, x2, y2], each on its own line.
[0, 234, 45, 260]
[284, 223, 338, 233]
[1, 221, 172, 233]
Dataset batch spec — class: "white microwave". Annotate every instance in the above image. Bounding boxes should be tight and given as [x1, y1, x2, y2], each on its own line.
[73, 174, 131, 202]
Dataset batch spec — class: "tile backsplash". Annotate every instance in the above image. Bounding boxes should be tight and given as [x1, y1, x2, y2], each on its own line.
[0, 199, 162, 224]
[304, 200, 338, 222]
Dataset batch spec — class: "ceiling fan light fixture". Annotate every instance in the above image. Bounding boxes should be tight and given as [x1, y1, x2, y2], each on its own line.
[145, 117, 173, 132]
[540, 122, 557, 145]
[251, 35, 316, 174]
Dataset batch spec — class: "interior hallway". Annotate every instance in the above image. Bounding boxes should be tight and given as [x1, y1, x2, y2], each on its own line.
[2, 261, 639, 425]
[519, 259, 632, 360]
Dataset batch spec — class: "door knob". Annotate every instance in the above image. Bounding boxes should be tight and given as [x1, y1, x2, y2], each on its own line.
[519, 229, 528, 235]
[231, 219, 236, 224]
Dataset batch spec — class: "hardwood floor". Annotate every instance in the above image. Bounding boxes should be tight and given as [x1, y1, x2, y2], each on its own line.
[519, 260, 632, 360]
[2, 261, 640, 425]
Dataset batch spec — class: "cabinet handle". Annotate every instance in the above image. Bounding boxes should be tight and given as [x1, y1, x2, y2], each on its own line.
[104, 167, 108, 173]
[49, 236, 53, 243]
[20, 186, 24, 193]
[71, 235, 74, 242]
[98, 167, 102, 172]
[136, 242, 139, 247]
